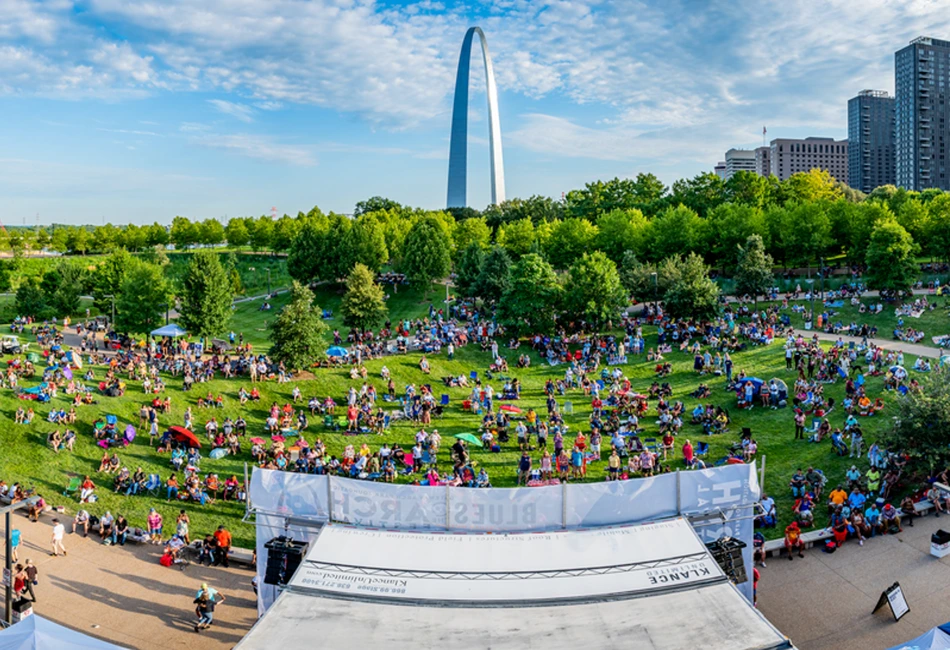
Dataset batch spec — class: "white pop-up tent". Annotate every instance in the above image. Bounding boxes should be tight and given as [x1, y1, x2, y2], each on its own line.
[0, 615, 128, 650]
[150, 324, 187, 338]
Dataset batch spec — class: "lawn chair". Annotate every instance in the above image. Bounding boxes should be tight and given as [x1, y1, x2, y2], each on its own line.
[440, 394, 450, 407]
[696, 441, 709, 457]
[644, 437, 659, 453]
[470, 371, 478, 381]
[63, 476, 80, 498]
[563, 401, 574, 415]
[144, 473, 161, 497]
[383, 414, 391, 431]
[422, 450, 436, 467]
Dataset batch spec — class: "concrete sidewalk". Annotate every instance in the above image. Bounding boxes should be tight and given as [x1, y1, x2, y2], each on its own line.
[758, 510, 950, 649]
[792, 328, 945, 359]
[0, 512, 256, 649]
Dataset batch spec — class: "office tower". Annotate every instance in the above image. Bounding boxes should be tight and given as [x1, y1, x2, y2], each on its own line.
[724, 149, 756, 179]
[768, 137, 848, 181]
[714, 161, 727, 179]
[848, 90, 895, 193]
[755, 146, 771, 177]
[895, 36, 950, 190]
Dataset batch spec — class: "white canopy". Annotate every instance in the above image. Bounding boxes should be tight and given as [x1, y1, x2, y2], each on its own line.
[238, 520, 793, 650]
[0, 615, 128, 650]
[150, 324, 187, 338]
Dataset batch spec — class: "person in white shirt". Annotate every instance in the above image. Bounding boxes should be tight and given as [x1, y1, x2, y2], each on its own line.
[50, 518, 66, 556]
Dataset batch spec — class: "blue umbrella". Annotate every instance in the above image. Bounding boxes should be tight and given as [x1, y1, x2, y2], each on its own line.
[326, 346, 348, 358]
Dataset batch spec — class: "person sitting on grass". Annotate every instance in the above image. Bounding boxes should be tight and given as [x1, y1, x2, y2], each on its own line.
[79, 476, 96, 503]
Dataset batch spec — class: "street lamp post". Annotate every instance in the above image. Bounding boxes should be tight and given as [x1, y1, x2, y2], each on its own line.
[104, 294, 116, 325]
[806, 279, 815, 330]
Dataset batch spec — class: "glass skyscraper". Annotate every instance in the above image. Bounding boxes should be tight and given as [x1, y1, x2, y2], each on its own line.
[847, 90, 895, 193]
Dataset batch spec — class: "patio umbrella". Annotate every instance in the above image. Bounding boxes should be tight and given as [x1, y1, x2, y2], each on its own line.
[271, 434, 286, 443]
[169, 425, 201, 449]
[453, 433, 482, 445]
[326, 346, 348, 358]
[250, 437, 265, 445]
[499, 405, 521, 413]
[209, 448, 228, 460]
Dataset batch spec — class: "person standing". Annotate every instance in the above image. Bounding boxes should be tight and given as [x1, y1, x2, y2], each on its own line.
[193, 587, 224, 632]
[50, 518, 66, 556]
[23, 560, 37, 602]
[212, 526, 232, 568]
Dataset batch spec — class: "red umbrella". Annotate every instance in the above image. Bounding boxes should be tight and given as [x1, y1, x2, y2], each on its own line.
[500, 404, 522, 413]
[250, 437, 265, 445]
[271, 435, 286, 443]
[169, 425, 201, 449]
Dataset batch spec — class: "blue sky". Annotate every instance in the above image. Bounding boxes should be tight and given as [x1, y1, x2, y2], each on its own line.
[2, 0, 950, 225]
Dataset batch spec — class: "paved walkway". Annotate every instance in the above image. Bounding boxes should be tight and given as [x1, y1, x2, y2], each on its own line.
[758, 511, 950, 650]
[791, 328, 945, 359]
[0, 512, 256, 649]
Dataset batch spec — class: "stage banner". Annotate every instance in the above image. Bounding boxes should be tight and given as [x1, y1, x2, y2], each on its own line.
[249, 469, 329, 519]
[329, 477, 448, 529]
[564, 473, 678, 528]
[448, 484, 562, 532]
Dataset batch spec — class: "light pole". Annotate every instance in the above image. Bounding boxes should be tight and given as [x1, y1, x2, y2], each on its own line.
[805, 279, 815, 330]
[159, 302, 170, 325]
[104, 294, 116, 326]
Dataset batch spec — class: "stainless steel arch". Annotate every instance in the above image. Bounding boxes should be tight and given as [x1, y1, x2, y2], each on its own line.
[446, 26, 506, 208]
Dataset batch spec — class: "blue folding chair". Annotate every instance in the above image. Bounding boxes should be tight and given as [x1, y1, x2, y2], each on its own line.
[144, 473, 161, 497]
[440, 394, 450, 406]
[696, 441, 709, 457]
[563, 401, 574, 415]
[470, 371, 478, 380]
[644, 437, 659, 453]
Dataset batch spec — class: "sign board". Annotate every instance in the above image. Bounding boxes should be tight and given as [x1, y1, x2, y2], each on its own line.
[874, 582, 910, 621]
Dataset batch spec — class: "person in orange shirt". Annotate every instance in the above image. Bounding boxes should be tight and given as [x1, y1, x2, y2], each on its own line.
[212, 526, 232, 568]
[827, 484, 848, 514]
[784, 522, 804, 560]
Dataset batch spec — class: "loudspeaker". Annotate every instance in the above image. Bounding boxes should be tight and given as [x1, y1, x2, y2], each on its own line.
[706, 536, 748, 585]
[263, 536, 309, 586]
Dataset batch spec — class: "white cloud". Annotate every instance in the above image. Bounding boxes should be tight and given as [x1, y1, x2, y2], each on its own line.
[208, 99, 255, 122]
[189, 133, 315, 166]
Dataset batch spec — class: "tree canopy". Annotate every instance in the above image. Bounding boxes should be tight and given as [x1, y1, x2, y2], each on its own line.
[340, 263, 388, 331]
[268, 281, 328, 372]
[178, 250, 232, 339]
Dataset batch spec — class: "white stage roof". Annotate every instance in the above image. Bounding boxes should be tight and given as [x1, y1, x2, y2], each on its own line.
[237, 519, 794, 650]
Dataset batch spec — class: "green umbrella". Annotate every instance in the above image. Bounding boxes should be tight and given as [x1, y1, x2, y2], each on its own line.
[453, 433, 482, 446]
[26, 353, 40, 363]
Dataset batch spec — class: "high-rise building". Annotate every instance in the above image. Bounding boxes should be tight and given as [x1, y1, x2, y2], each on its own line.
[755, 146, 771, 178]
[848, 90, 896, 193]
[724, 149, 756, 179]
[768, 137, 848, 181]
[895, 36, 950, 191]
[714, 161, 727, 179]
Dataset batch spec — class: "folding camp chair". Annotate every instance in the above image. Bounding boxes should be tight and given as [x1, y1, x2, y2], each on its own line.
[563, 401, 574, 415]
[63, 477, 81, 497]
[144, 473, 161, 497]
[696, 441, 709, 457]
[440, 394, 450, 407]
[644, 437, 659, 453]
[470, 371, 478, 381]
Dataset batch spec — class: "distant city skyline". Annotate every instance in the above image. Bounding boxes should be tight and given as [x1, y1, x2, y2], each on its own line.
[3, 2, 950, 224]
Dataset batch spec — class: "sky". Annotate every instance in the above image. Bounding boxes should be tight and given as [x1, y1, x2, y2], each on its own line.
[2, 0, 950, 225]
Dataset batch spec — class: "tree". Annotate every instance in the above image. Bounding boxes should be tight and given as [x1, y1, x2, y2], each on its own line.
[475, 245, 512, 304]
[271, 215, 299, 252]
[400, 216, 452, 290]
[619, 251, 661, 303]
[706, 203, 768, 270]
[661, 253, 721, 321]
[268, 281, 328, 372]
[496, 254, 562, 336]
[65, 227, 89, 255]
[287, 220, 328, 284]
[15, 277, 46, 318]
[455, 243, 485, 300]
[733, 234, 774, 309]
[248, 216, 274, 251]
[564, 252, 626, 330]
[881, 368, 950, 476]
[225, 218, 250, 248]
[345, 215, 388, 272]
[0, 260, 14, 292]
[452, 217, 491, 258]
[784, 169, 842, 203]
[145, 222, 170, 247]
[121, 224, 147, 251]
[92, 249, 133, 315]
[170, 216, 199, 249]
[41, 260, 85, 316]
[179, 250, 232, 339]
[594, 209, 649, 263]
[646, 205, 707, 261]
[199, 219, 225, 246]
[50, 228, 68, 253]
[724, 171, 772, 208]
[92, 224, 120, 253]
[115, 261, 171, 334]
[496, 218, 536, 258]
[670, 172, 726, 217]
[865, 219, 919, 294]
[544, 218, 599, 269]
[340, 263, 388, 331]
[354, 196, 404, 216]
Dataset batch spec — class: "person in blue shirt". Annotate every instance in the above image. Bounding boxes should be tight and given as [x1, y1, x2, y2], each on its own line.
[865, 503, 883, 537]
[848, 487, 867, 511]
[10, 529, 20, 563]
[830, 430, 847, 456]
[846, 466, 862, 490]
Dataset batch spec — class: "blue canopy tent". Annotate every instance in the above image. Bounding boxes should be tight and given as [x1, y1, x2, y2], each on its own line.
[150, 323, 188, 338]
[887, 624, 950, 650]
[326, 346, 348, 358]
[735, 377, 765, 401]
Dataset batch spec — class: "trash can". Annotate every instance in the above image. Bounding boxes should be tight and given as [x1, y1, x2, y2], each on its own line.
[931, 529, 950, 558]
[12, 598, 32, 623]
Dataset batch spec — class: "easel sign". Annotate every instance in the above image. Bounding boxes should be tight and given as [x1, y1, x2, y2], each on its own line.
[873, 582, 910, 621]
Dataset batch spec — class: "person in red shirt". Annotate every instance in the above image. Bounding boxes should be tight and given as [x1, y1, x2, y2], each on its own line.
[784, 522, 805, 560]
[212, 526, 232, 568]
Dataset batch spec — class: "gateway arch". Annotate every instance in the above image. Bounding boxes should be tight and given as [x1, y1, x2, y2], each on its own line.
[447, 27, 506, 208]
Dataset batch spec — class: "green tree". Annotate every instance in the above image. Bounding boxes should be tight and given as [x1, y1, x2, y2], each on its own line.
[881, 368, 950, 476]
[733, 234, 774, 308]
[271, 215, 299, 252]
[619, 252, 662, 303]
[92, 223, 120, 253]
[496, 218, 536, 258]
[170, 216, 199, 249]
[783, 201, 832, 269]
[497, 254, 562, 336]
[661, 253, 721, 321]
[50, 228, 69, 253]
[670, 172, 726, 217]
[455, 243, 485, 299]
[199, 219, 226, 246]
[179, 249, 232, 339]
[724, 171, 772, 208]
[784, 169, 843, 203]
[145, 222, 170, 247]
[268, 281, 328, 372]
[225, 218, 250, 248]
[544, 218, 599, 269]
[475, 245, 512, 304]
[924, 194, 950, 261]
[706, 203, 768, 270]
[452, 217, 491, 258]
[865, 219, 919, 294]
[121, 224, 147, 251]
[248, 216, 274, 251]
[40, 260, 85, 316]
[340, 263, 388, 331]
[345, 214, 388, 272]
[0, 260, 14, 292]
[564, 251, 626, 330]
[646, 204, 707, 261]
[15, 277, 46, 318]
[896, 199, 928, 242]
[400, 216, 452, 290]
[92, 249, 133, 315]
[65, 227, 89, 255]
[115, 261, 171, 334]
[594, 209, 649, 263]
[354, 196, 404, 217]
[287, 220, 328, 284]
